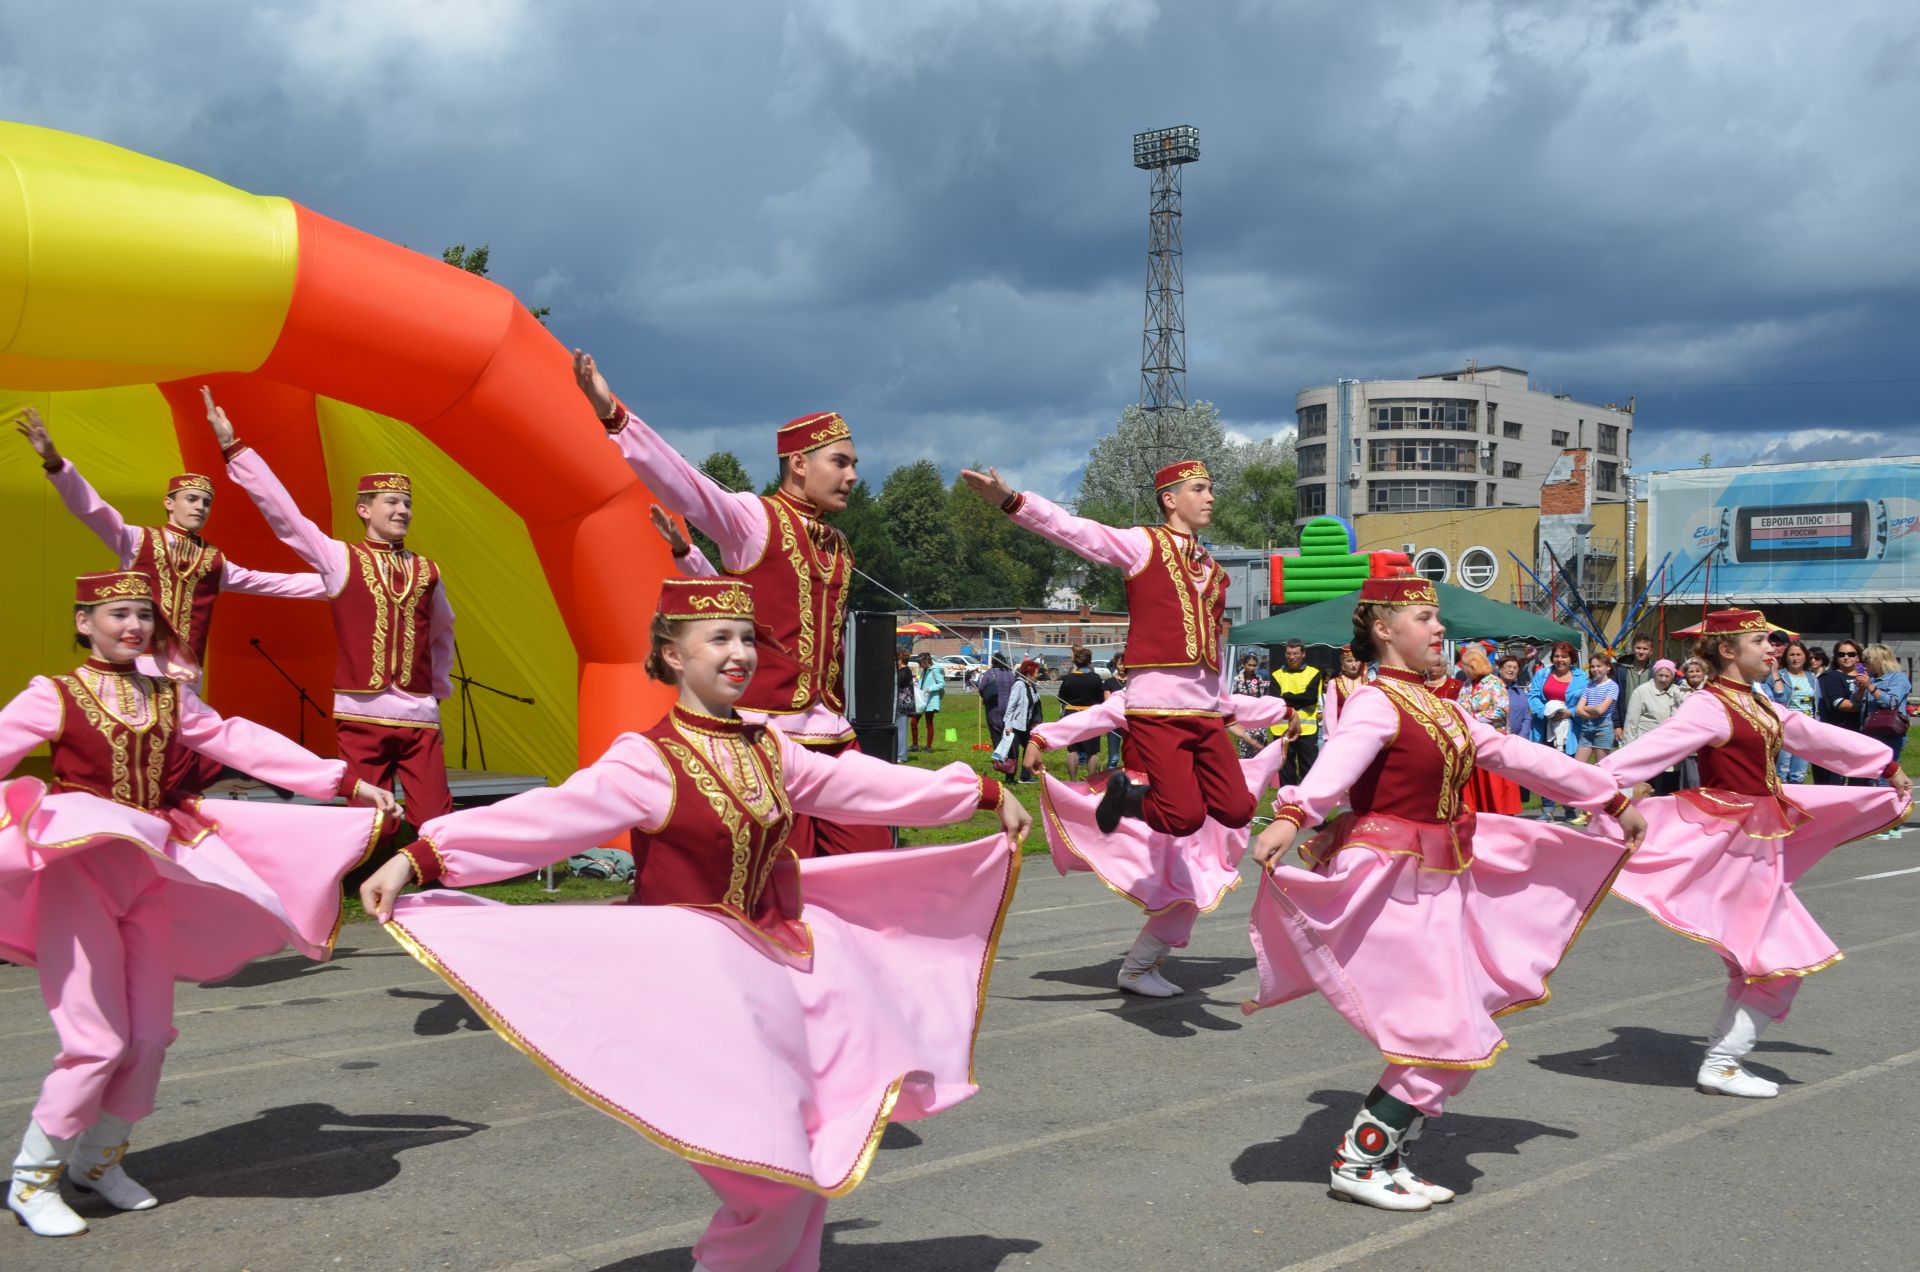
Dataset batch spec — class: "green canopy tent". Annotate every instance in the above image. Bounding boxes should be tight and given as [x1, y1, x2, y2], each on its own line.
[1229, 581, 1584, 648]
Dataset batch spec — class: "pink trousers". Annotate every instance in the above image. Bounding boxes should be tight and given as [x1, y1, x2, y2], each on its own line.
[1379, 1063, 1475, 1117]
[691, 1164, 830, 1272]
[1141, 908, 1198, 948]
[31, 842, 178, 1139]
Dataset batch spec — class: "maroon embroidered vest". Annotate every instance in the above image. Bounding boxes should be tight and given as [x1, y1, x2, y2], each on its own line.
[626, 706, 802, 947]
[47, 663, 182, 811]
[1345, 668, 1478, 825]
[331, 541, 440, 695]
[1695, 679, 1783, 796]
[724, 491, 850, 715]
[1123, 526, 1229, 671]
[130, 526, 225, 665]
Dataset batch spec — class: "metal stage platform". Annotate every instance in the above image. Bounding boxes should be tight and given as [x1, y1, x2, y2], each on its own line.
[200, 768, 547, 807]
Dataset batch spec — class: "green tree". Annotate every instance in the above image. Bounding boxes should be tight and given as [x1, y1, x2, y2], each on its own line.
[1076, 401, 1242, 526]
[671, 451, 756, 564]
[878, 460, 959, 611]
[442, 242, 552, 324]
[833, 479, 895, 611]
[1211, 434, 1299, 550]
[943, 475, 1063, 608]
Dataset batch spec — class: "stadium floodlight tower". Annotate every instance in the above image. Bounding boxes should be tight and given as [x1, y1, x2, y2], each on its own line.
[1132, 125, 1200, 415]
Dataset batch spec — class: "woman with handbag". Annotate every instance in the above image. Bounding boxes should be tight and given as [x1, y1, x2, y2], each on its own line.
[996, 660, 1042, 784]
[894, 649, 917, 761]
[1600, 610, 1912, 1099]
[1857, 643, 1911, 779]
[913, 653, 945, 753]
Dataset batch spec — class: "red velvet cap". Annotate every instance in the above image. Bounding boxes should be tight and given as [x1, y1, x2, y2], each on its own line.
[357, 473, 413, 496]
[75, 569, 157, 607]
[1672, 608, 1797, 640]
[167, 473, 214, 496]
[656, 578, 755, 622]
[774, 412, 852, 458]
[1358, 575, 1439, 607]
[1153, 459, 1210, 491]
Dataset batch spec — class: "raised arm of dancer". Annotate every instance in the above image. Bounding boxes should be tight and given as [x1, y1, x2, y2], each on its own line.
[1599, 691, 1733, 788]
[0, 679, 63, 773]
[16, 409, 141, 562]
[208, 390, 349, 587]
[574, 350, 766, 570]
[219, 558, 330, 600]
[1031, 694, 1129, 751]
[780, 734, 1029, 840]
[1265, 688, 1397, 835]
[651, 503, 718, 578]
[175, 690, 396, 813]
[1465, 716, 1637, 816]
[1780, 709, 1912, 789]
[958, 467, 1148, 572]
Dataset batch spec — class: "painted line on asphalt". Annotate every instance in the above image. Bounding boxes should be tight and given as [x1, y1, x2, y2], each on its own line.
[1009, 898, 1117, 917]
[1267, 1044, 1920, 1272]
[1854, 865, 1920, 880]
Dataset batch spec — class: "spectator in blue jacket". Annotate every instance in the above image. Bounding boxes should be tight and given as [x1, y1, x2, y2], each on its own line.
[1527, 641, 1588, 820]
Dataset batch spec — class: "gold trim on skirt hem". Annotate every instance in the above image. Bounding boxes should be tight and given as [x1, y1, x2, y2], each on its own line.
[1038, 779, 1235, 917]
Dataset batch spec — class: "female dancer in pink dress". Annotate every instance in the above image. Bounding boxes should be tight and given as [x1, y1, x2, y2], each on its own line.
[1244, 576, 1645, 1211]
[1599, 608, 1912, 1098]
[2, 571, 395, 1238]
[359, 578, 1029, 1272]
[1023, 688, 1291, 996]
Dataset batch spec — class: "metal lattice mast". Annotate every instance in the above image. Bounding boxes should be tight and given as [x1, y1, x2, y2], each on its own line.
[1133, 126, 1199, 414]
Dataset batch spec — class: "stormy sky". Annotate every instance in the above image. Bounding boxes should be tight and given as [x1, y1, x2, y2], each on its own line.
[4, 0, 1917, 499]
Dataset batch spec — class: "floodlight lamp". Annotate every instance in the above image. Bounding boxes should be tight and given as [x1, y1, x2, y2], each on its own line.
[1132, 125, 1200, 169]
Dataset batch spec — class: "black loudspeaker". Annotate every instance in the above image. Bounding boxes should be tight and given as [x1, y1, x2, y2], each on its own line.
[844, 610, 899, 727]
[853, 722, 899, 763]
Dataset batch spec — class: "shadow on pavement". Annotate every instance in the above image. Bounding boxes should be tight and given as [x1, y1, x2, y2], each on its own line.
[594, 1220, 1041, 1271]
[1232, 1088, 1576, 1197]
[1530, 1025, 1833, 1089]
[880, 1122, 923, 1151]
[127, 1102, 486, 1199]
[1020, 957, 1254, 1036]
[198, 954, 346, 990]
[389, 986, 489, 1035]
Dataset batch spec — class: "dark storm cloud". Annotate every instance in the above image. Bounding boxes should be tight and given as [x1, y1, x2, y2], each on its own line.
[3, 0, 1917, 494]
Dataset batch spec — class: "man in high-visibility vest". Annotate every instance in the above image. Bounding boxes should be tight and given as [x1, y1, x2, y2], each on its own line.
[1271, 638, 1322, 786]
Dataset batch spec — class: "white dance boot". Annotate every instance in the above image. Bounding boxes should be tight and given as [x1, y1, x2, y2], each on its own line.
[1117, 930, 1183, 997]
[1697, 997, 1780, 1098]
[70, 1114, 157, 1211]
[1387, 1115, 1455, 1203]
[9, 1120, 87, 1237]
[1328, 1107, 1431, 1211]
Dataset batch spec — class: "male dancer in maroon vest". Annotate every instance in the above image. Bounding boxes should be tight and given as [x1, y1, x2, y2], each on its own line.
[572, 350, 889, 855]
[962, 459, 1251, 837]
[202, 391, 456, 837]
[14, 406, 328, 792]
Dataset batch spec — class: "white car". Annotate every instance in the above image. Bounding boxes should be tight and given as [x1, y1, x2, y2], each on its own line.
[934, 655, 985, 682]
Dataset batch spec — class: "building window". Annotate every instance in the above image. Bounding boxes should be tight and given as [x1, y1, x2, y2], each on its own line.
[1369, 399, 1478, 431]
[1298, 484, 1326, 518]
[1459, 547, 1498, 592]
[1597, 422, 1620, 456]
[1487, 482, 1499, 506]
[1297, 404, 1328, 439]
[1551, 429, 1570, 447]
[1298, 444, 1327, 478]
[1413, 549, 1450, 584]
[1367, 480, 1475, 513]
[1502, 461, 1523, 479]
[1596, 460, 1620, 493]
[1367, 439, 1475, 472]
[1503, 420, 1523, 439]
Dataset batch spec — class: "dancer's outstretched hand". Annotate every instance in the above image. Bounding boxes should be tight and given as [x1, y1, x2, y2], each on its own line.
[1251, 818, 1297, 869]
[359, 854, 416, 924]
[1022, 740, 1044, 775]
[1892, 768, 1914, 801]
[572, 349, 616, 419]
[200, 386, 236, 447]
[350, 779, 401, 817]
[649, 504, 692, 557]
[12, 407, 60, 467]
[998, 789, 1033, 845]
[1615, 802, 1647, 852]
[959, 467, 1014, 506]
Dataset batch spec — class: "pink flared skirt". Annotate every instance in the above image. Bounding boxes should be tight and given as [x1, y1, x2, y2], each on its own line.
[383, 834, 1021, 1197]
[1242, 811, 1631, 1069]
[1037, 739, 1288, 922]
[1611, 784, 1909, 983]
[0, 778, 384, 981]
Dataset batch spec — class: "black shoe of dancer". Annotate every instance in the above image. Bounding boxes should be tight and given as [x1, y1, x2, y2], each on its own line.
[1095, 771, 1148, 833]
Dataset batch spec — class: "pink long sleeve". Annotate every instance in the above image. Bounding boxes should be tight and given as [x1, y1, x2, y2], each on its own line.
[1600, 691, 1733, 788]
[1780, 710, 1900, 779]
[604, 408, 768, 572]
[1465, 715, 1623, 809]
[429, 587, 456, 701]
[674, 545, 719, 579]
[220, 559, 329, 600]
[414, 734, 672, 886]
[1032, 696, 1127, 750]
[45, 460, 140, 562]
[175, 690, 347, 800]
[1271, 687, 1400, 827]
[1007, 492, 1150, 573]
[778, 733, 998, 827]
[224, 445, 349, 589]
[1230, 693, 1291, 732]
[0, 680, 64, 775]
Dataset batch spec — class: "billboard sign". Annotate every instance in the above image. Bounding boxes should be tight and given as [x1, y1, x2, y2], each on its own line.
[1647, 458, 1920, 602]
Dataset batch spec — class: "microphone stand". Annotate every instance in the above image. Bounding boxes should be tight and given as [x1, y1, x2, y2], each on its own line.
[250, 638, 327, 748]
[450, 642, 535, 772]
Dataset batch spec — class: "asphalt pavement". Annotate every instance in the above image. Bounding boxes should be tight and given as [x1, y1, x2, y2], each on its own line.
[2, 825, 1917, 1271]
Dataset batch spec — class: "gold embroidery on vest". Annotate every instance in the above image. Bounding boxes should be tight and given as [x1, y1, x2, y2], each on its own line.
[759, 496, 846, 711]
[351, 546, 393, 689]
[1709, 683, 1784, 793]
[144, 527, 222, 650]
[659, 738, 754, 910]
[1373, 677, 1476, 820]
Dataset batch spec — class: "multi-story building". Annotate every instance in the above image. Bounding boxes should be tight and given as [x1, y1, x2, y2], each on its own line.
[1293, 364, 1635, 522]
